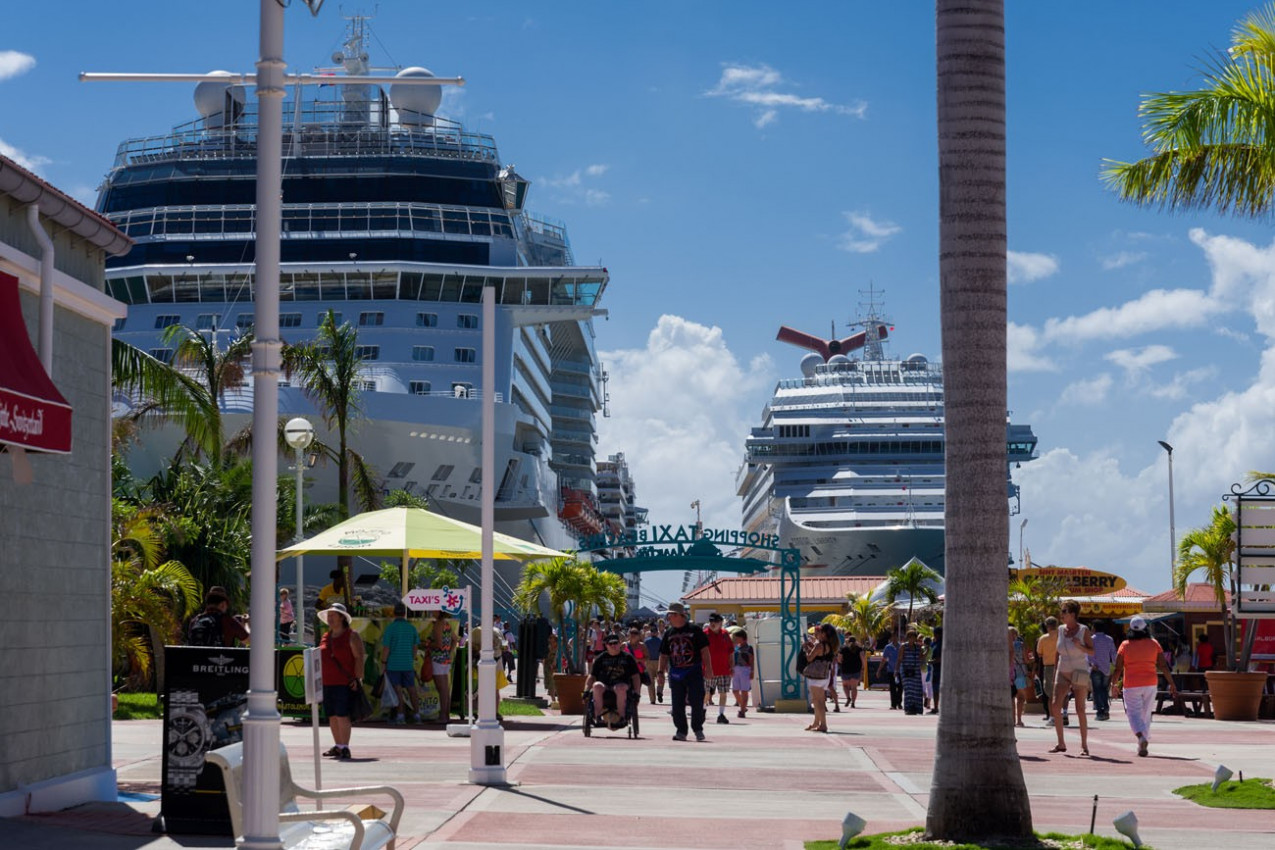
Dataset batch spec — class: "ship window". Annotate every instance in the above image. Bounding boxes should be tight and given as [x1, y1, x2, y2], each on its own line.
[317, 312, 342, 327]
[319, 273, 345, 300]
[454, 348, 476, 363]
[469, 468, 482, 484]
[400, 273, 424, 301]
[154, 314, 181, 329]
[113, 317, 126, 332]
[346, 273, 371, 300]
[359, 380, 376, 391]
[440, 275, 462, 301]
[416, 312, 438, 327]
[458, 314, 479, 329]
[359, 311, 384, 326]
[409, 380, 431, 395]
[293, 273, 320, 301]
[149, 348, 174, 363]
[412, 346, 435, 362]
[372, 272, 397, 299]
[431, 464, 455, 481]
[354, 345, 380, 360]
[235, 314, 254, 329]
[280, 312, 301, 328]
[196, 313, 221, 330]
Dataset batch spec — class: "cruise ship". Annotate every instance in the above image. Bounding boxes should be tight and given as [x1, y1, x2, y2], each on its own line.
[103, 20, 613, 597]
[736, 296, 1038, 576]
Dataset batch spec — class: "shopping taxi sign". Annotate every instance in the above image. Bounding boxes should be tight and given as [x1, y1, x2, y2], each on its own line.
[1016, 567, 1127, 596]
[403, 587, 466, 614]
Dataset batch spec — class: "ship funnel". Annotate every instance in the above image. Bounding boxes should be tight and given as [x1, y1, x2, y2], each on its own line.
[391, 67, 442, 126]
[194, 71, 245, 129]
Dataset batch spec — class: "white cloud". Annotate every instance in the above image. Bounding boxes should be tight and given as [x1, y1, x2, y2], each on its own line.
[1100, 250, 1148, 270]
[838, 210, 900, 253]
[707, 62, 867, 129]
[1104, 344, 1177, 380]
[584, 164, 609, 177]
[1007, 250, 1060, 284]
[0, 137, 50, 174]
[598, 316, 776, 600]
[1042, 288, 1221, 344]
[1146, 366, 1217, 400]
[540, 164, 612, 206]
[1058, 373, 1113, 406]
[1007, 322, 1056, 372]
[0, 51, 35, 81]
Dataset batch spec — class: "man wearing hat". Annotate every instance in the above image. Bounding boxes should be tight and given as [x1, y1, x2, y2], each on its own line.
[703, 613, 735, 725]
[187, 586, 250, 647]
[380, 602, 421, 724]
[657, 603, 713, 742]
[1110, 615, 1176, 757]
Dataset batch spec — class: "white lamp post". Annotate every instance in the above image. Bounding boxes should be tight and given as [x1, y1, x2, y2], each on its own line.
[1158, 441, 1176, 574]
[284, 418, 315, 642]
[1018, 517, 1028, 568]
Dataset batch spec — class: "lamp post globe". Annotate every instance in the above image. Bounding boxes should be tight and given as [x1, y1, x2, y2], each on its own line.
[285, 417, 315, 451]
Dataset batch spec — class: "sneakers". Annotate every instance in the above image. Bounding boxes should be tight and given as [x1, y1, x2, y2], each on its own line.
[1137, 735, 1148, 757]
[1096, 713, 1109, 722]
[1062, 715, 1070, 727]
[716, 714, 730, 725]
[657, 692, 664, 703]
[323, 745, 342, 758]
[833, 705, 840, 713]
[339, 747, 352, 760]
[695, 731, 706, 742]
[392, 715, 406, 726]
[672, 732, 688, 741]
[737, 709, 745, 718]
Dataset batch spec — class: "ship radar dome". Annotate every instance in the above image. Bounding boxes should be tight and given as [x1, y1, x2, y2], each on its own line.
[391, 67, 443, 126]
[827, 354, 852, 370]
[800, 353, 822, 378]
[194, 71, 245, 128]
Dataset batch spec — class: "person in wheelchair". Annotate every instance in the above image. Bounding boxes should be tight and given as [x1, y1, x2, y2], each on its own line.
[586, 634, 641, 727]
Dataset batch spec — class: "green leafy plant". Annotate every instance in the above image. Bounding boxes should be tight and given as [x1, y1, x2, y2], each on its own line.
[513, 558, 627, 673]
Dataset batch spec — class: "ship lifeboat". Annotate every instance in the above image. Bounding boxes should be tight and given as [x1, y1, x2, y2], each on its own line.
[559, 487, 605, 536]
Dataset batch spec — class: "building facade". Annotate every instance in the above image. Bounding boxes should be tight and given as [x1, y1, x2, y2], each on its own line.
[595, 452, 648, 612]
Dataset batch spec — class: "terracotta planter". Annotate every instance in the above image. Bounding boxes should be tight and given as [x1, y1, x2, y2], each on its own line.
[1205, 671, 1267, 721]
[553, 673, 588, 715]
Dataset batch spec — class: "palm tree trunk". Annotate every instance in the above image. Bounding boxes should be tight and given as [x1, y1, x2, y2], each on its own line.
[338, 430, 353, 608]
[926, 0, 1033, 839]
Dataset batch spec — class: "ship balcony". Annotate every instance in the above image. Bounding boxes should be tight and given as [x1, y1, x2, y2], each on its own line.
[549, 402, 595, 423]
[552, 426, 596, 446]
[552, 357, 595, 378]
[551, 379, 597, 403]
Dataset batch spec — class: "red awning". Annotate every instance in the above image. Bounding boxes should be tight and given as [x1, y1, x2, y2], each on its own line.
[0, 271, 71, 453]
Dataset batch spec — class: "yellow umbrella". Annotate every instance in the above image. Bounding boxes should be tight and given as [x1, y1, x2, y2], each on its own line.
[277, 506, 568, 595]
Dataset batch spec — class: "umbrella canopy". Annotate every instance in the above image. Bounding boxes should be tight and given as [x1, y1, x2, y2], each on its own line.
[277, 506, 568, 595]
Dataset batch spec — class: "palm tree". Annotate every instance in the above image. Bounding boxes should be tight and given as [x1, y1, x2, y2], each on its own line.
[162, 323, 254, 466]
[1007, 573, 1065, 651]
[112, 338, 220, 462]
[1103, 4, 1275, 219]
[283, 309, 381, 605]
[1176, 505, 1239, 669]
[927, 0, 1033, 840]
[839, 592, 889, 646]
[111, 501, 202, 691]
[883, 557, 941, 635]
[513, 559, 626, 673]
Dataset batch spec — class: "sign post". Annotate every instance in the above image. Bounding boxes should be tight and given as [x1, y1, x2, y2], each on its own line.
[302, 647, 323, 807]
[402, 587, 472, 735]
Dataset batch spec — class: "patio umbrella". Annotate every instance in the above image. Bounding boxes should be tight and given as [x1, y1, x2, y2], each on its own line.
[277, 506, 568, 595]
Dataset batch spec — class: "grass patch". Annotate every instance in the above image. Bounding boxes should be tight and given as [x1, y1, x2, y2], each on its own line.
[1174, 777, 1275, 809]
[499, 699, 544, 717]
[806, 827, 1140, 850]
[114, 692, 161, 720]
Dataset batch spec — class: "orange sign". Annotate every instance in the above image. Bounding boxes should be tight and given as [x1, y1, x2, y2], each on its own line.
[1016, 567, 1127, 597]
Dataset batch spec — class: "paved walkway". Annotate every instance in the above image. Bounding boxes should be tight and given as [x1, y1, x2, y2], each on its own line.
[8, 686, 1275, 849]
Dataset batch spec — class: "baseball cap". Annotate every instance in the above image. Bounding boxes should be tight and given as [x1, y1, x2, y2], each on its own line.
[666, 602, 687, 616]
[1129, 615, 1148, 632]
[708, 613, 723, 622]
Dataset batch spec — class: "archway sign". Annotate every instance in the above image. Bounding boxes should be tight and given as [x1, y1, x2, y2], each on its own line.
[577, 525, 805, 704]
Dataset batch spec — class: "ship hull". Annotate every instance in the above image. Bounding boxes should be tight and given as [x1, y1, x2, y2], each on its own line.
[779, 510, 945, 577]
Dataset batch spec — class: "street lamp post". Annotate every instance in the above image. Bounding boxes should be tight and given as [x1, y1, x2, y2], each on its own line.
[284, 418, 315, 643]
[1019, 517, 1028, 568]
[1158, 441, 1176, 575]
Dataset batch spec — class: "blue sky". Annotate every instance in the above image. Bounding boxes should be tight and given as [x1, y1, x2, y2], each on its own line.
[5, 2, 1275, 606]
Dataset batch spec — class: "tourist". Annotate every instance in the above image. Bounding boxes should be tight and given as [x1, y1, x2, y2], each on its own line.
[502, 621, 517, 682]
[731, 629, 755, 718]
[317, 569, 346, 609]
[1193, 633, 1215, 672]
[703, 613, 736, 725]
[429, 610, 457, 723]
[1090, 621, 1117, 721]
[803, 624, 837, 732]
[1036, 617, 1060, 723]
[278, 588, 295, 644]
[623, 627, 651, 699]
[187, 586, 250, 647]
[544, 630, 559, 700]
[587, 634, 640, 720]
[921, 636, 934, 710]
[658, 603, 712, 742]
[928, 626, 944, 714]
[900, 629, 925, 715]
[838, 634, 867, 708]
[876, 634, 902, 710]
[1049, 600, 1095, 756]
[643, 625, 664, 704]
[1111, 615, 1177, 757]
[379, 602, 421, 724]
[1008, 627, 1030, 727]
[319, 603, 364, 760]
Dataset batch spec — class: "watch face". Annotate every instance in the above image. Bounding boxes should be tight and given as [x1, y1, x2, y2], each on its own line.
[169, 714, 208, 759]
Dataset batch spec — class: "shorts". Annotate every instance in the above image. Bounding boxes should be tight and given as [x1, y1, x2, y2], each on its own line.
[322, 683, 352, 717]
[387, 669, 416, 689]
[1056, 667, 1090, 692]
[840, 671, 862, 683]
[432, 662, 451, 677]
[707, 675, 732, 692]
[731, 666, 751, 692]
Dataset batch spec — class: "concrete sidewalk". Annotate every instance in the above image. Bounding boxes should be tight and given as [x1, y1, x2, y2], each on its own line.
[8, 687, 1275, 849]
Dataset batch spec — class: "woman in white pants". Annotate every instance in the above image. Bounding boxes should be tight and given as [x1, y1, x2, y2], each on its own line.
[1110, 616, 1177, 757]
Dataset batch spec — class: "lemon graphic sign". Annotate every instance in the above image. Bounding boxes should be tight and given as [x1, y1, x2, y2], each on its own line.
[282, 654, 306, 700]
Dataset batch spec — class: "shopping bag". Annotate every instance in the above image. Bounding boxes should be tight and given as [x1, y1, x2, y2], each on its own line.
[380, 680, 399, 711]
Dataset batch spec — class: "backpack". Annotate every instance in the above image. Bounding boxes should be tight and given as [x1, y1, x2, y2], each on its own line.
[188, 610, 226, 647]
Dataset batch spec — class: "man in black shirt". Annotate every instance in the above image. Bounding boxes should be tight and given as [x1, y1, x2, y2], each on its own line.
[657, 603, 713, 742]
[587, 634, 640, 722]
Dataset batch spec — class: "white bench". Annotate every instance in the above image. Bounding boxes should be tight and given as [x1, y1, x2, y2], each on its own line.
[206, 742, 404, 850]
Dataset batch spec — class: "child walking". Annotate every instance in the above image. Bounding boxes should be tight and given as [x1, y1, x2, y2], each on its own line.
[730, 629, 755, 718]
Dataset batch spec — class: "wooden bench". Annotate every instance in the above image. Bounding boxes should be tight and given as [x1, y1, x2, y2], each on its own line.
[1156, 689, 1212, 717]
[206, 742, 404, 850]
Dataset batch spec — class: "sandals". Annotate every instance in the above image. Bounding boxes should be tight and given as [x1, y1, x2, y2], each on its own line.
[816, 724, 828, 733]
[1049, 744, 1067, 753]
[804, 723, 818, 731]
[1081, 747, 1090, 757]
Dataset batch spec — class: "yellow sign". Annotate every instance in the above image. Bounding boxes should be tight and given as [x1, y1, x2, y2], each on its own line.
[1016, 567, 1127, 597]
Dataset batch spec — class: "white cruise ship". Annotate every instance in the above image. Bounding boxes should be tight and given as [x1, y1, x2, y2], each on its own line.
[736, 296, 1037, 576]
[104, 19, 614, 604]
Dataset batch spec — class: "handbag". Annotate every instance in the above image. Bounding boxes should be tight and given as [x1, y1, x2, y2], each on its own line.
[803, 659, 832, 681]
[371, 672, 387, 700]
[349, 684, 374, 723]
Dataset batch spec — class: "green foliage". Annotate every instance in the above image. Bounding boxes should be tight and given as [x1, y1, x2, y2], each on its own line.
[114, 691, 162, 720]
[385, 489, 429, 509]
[379, 558, 459, 594]
[1008, 573, 1067, 649]
[829, 592, 889, 646]
[1175, 778, 1275, 809]
[883, 557, 942, 634]
[513, 558, 627, 673]
[807, 827, 1143, 849]
[498, 699, 544, 717]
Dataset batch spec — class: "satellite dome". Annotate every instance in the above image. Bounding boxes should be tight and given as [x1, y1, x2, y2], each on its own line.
[800, 353, 822, 378]
[391, 67, 442, 126]
[194, 71, 245, 128]
[828, 354, 852, 369]
[904, 353, 928, 370]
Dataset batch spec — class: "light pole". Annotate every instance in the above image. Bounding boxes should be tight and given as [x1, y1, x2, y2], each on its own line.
[285, 418, 315, 643]
[1019, 517, 1028, 568]
[1158, 441, 1176, 576]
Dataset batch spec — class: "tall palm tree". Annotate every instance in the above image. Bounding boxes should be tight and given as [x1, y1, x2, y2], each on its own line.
[283, 309, 380, 606]
[1176, 505, 1239, 669]
[842, 592, 890, 646]
[514, 558, 588, 673]
[161, 323, 254, 466]
[883, 557, 941, 634]
[927, 0, 1033, 840]
[112, 338, 220, 461]
[1102, 4, 1275, 218]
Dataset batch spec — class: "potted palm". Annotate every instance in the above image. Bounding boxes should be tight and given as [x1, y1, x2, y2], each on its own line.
[1177, 505, 1266, 720]
[513, 558, 627, 714]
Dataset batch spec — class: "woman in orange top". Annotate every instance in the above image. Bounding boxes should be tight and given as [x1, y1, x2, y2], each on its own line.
[1110, 616, 1177, 757]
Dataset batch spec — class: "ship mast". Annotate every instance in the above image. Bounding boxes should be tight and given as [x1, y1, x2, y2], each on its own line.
[848, 284, 891, 361]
